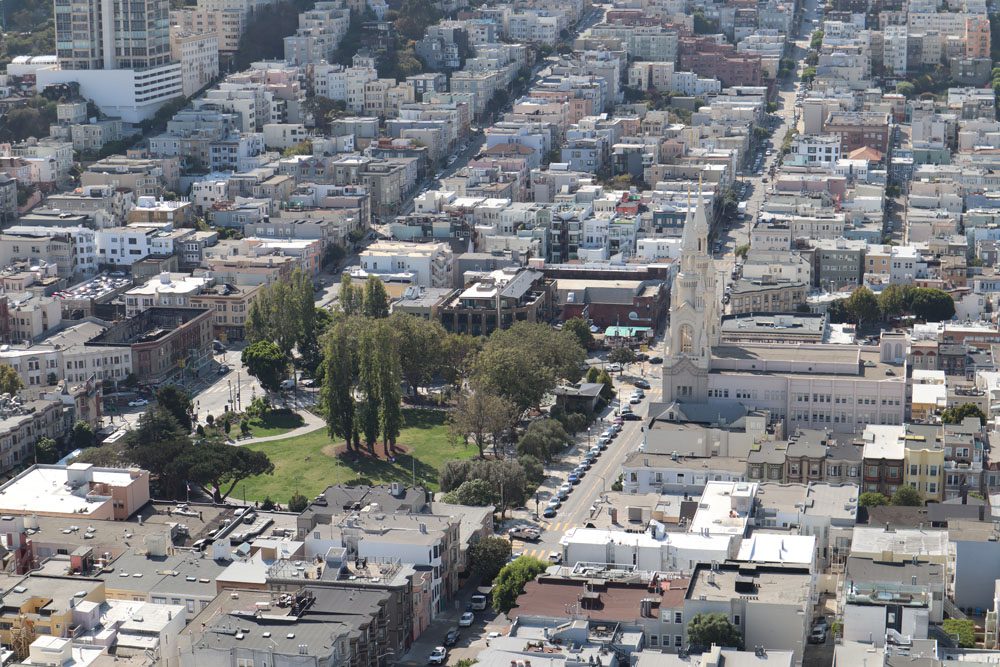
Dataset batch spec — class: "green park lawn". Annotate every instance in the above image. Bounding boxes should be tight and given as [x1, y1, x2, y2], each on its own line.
[245, 409, 305, 438]
[236, 409, 474, 503]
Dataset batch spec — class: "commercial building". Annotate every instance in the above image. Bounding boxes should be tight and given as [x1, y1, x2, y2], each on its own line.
[0, 463, 149, 520]
[86, 307, 213, 385]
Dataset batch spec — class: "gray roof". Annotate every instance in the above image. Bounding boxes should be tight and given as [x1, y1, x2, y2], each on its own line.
[653, 401, 748, 427]
[845, 556, 945, 587]
[104, 551, 227, 598]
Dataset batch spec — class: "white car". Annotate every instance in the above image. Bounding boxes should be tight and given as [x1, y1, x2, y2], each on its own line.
[458, 611, 474, 627]
[128, 399, 149, 407]
[548, 551, 563, 564]
[428, 646, 448, 665]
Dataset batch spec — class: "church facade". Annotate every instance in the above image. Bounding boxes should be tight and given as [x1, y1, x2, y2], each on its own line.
[659, 190, 908, 434]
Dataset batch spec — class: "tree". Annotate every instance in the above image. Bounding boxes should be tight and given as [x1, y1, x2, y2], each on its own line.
[492, 556, 548, 612]
[35, 437, 59, 464]
[450, 390, 517, 458]
[339, 274, 364, 316]
[441, 478, 495, 506]
[472, 323, 585, 413]
[304, 96, 346, 134]
[321, 320, 359, 451]
[242, 340, 288, 393]
[233, 0, 308, 69]
[362, 276, 390, 319]
[0, 365, 23, 396]
[896, 81, 915, 97]
[846, 286, 880, 328]
[943, 618, 976, 648]
[562, 318, 594, 350]
[608, 347, 636, 366]
[941, 403, 986, 426]
[288, 492, 309, 513]
[184, 443, 274, 503]
[910, 288, 955, 322]
[878, 284, 911, 319]
[687, 613, 743, 649]
[468, 536, 513, 582]
[155, 385, 193, 432]
[390, 313, 444, 396]
[437, 459, 528, 517]
[516, 419, 569, 463]
[734, 244, 750, 260]
[891, 485, 923, 507]
[70, 420, 96, 450]
[859, 492, 889, 508]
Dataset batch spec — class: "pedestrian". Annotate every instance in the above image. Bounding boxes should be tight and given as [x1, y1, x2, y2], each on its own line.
[199, 511, 203, 522]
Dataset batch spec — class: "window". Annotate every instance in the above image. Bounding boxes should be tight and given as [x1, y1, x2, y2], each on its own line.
[649, 634, 659, 647]
[910, 464, 919, 476]
[674, 611, 682, 624]
[675, 635, 683, 647]
[734, 614, 741, 626]
[679, 324, 694, 355]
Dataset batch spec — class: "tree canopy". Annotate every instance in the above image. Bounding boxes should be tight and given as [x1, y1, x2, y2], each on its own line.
[516, 419, 569, 463]
[492, 556, 548, 612]
[0, 365, 23, 396]
[155, 385, 192, 432]
[469, 535, 513, 582]
[859, 492, 889, 508]
[449, 389, 517, 458]
[891, 485, 923, 507]
[562, 318, 594, 350]
[471, 322, 585, 413]
[687, 613, 743, 650]
[242, 340, 288, 393]
[941, 403, 987, 426]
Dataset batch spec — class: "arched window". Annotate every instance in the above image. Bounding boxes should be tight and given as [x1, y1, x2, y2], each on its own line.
[679, 324, 694, 355]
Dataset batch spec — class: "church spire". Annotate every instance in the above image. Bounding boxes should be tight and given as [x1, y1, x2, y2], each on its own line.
[681, 178, 709, 257]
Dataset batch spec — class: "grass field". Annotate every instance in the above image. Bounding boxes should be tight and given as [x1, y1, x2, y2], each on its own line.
[245, 409, 305, 438]
[236, 409, 474, 503]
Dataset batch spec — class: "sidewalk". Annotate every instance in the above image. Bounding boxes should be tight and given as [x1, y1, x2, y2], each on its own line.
[228, 409, 326, 446]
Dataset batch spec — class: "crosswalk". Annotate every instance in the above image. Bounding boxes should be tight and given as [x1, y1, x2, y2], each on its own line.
[513, 547, 555, 559]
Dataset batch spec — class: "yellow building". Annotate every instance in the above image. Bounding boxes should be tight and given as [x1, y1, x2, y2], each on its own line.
[903, 426, 945, 502]
[0, 575, 105, 644]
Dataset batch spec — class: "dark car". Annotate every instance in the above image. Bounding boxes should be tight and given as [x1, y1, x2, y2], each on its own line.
[648, 356, 663, 364]
[444, 629, 460, 646]
[633, 379, 650, 389]
[623, 412, 642, 421]
[543, 506, 558, 518]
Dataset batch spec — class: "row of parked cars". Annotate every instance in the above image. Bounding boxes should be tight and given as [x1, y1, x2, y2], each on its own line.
[542, 422, 621, 518]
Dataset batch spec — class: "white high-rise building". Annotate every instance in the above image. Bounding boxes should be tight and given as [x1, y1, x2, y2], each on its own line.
[44, 0, 183, 121]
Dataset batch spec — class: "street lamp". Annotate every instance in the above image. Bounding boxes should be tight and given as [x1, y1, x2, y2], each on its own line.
[587, 427, 591, 448]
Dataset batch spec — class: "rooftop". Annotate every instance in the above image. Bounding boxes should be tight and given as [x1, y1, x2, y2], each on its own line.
[851, 526, 950, 558]
[510, 573, 691, 621]
[687, 562, 812, 605]
[0, 464, 145, 518]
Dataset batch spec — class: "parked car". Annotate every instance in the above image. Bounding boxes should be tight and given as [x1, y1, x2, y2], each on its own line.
[458, 611, 475, 627]
[809, 626, 827, 644]
[546, 497, 562, 510]
[649, 356, 663, 364]
[623, 412, 642, 421]
[629, 395, 642, 404]
[279, 379, 296, 390]
[471, 594, 488, 610]
[543, 506, 558, 518]
[128, 399, 149, 407]
[509, 526, 542, 541]
[607, 363, 622, 372]
[558, 482, 573, 496]
[428, 647, 448, 665]
[548, 551, 563, 564]
[217, 365, 230, 375]
[444, 629, 460, 646]
[633, 379, 650, 389]
[568, 473, 581, 485]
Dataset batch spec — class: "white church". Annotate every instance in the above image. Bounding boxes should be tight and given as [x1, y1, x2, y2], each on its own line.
[656, 188, 908, 434]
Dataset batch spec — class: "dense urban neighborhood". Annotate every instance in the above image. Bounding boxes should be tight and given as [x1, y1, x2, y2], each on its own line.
[0, 0, 999, 663]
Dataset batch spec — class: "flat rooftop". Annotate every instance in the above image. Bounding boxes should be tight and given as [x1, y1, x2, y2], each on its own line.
[689, 481, 756, 538]
[0, 464, 141, 517]
[851, 526, 949, 558]
[511, 574, 691, 621]
[687, 563, 812, 605]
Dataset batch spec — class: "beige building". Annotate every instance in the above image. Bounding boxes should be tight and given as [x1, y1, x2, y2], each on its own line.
[169, 28, 220, 97]
[189, 282, 261, 341]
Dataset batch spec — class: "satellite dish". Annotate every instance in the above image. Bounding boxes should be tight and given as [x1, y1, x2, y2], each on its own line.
[628, 311, 639, 321]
